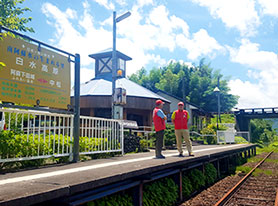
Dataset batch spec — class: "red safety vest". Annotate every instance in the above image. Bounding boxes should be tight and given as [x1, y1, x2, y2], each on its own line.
[153, 107, 166, 132]
[173, 110, 188, 130]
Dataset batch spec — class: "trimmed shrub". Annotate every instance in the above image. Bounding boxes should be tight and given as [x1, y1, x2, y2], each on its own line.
[188, 169, 205, 191]
[182, 175, 193, 198]
[164, 124, 176, 147]
[204, 163, 217, 185]
[124, 135, 140, 153]
[143, 177, 178, 206]
[87, 191, 132, 206]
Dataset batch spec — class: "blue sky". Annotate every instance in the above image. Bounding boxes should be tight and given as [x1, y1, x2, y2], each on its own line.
[20, 0, 278, 109]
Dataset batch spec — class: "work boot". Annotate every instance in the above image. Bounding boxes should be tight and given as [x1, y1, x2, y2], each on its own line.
[189, 152, 194, 156]
[155, 155, 165, 159]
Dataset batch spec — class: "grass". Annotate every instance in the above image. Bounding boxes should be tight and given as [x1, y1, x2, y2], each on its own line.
[252, 168, 273, 177]
[235, 136, 248, 144]
[247, 157, 263, 163]
[265, 159, 278, 164]
[256, 141, 278, 154]
[236, 166, 252, 174]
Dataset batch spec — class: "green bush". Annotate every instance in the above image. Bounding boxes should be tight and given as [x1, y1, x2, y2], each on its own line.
[201, 127, 215, 136]
[0, 130, 116, 169]
[149, 124, 176, 147]
[188, 169, 205, 191]
[200, 123, 228, 144]
[235, 136, 248, 143]
[164, 124, 176, 147]
[140, 139, 149, 152]
[0, 130, 72, 158]
[143, 177, 178, 206]
[182, 175, 193, 198]
[204, 163, 217, 185]
[87, 191, 132, 206]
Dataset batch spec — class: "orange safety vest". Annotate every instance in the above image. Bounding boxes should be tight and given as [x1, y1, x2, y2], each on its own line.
[153, 107, 166, 132]
[173, 110, 189, 130]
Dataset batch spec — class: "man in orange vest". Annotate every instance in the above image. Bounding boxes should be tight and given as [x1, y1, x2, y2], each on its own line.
[171, 102, 194, 157]
[153, 99, 167, 159]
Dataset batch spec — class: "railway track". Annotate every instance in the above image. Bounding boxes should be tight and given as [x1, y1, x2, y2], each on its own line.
[214, 151, 278, 206]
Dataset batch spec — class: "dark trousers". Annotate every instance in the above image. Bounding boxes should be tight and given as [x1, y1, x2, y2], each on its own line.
[155, 130, 164, 157]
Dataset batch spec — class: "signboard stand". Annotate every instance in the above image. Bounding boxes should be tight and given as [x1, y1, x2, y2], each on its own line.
[0, 26, 80, 162]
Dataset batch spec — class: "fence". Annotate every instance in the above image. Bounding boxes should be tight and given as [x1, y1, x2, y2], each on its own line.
[217, 131, 235, 144]
[217, 130, 250, 144]
[79, 116, 123, 155]
[0, 108, 123, 163]
[235, 131, 250, 142]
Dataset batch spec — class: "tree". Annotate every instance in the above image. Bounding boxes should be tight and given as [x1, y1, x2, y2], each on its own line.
[250, 119, 277, 144]
[0, 0, 34, 70]
[128, 59, 238, 112]
[0, 0, 34, 32]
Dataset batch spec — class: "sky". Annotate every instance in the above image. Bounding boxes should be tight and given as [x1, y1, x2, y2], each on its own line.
[20, 0, 278, 109]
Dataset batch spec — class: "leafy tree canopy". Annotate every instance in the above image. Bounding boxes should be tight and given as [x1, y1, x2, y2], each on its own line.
[250, 119, 277, 144]
[129, 59, 238, 112]
[0, 0, 34, 32]
[0, 0, 34, 69]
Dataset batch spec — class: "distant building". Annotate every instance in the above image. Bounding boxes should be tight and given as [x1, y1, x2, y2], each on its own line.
[71, 50, 170, 127]
[156, 90, 212, 131]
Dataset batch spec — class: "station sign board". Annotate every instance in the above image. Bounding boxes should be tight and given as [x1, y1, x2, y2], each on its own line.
[0, 36, 70, 109]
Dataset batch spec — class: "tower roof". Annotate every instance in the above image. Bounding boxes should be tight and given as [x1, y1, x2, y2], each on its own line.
[89, 50, 132, 61]
[71, 77, 170, 103]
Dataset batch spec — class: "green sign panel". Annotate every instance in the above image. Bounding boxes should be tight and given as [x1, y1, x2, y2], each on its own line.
[0, 36, 70, 109]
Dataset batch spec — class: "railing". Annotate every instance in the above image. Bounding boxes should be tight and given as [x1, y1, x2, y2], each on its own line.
[79, 116, 123, 155]
[0, 108, 124, 163]
[0, 108, 74, 163]
[190, 131, 216, 138]
[236, 107, 278, 115]
[217, 130, 250, 144]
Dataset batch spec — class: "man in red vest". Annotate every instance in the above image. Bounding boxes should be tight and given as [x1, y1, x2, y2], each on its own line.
[153, 99, 167, 159]
[171, 102, 194, 157]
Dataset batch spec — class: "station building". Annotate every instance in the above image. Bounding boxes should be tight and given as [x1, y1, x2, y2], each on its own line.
[71, 50, 170, 127]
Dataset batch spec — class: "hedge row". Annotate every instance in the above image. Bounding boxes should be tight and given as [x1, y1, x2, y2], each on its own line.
[87, 163, 218, 206]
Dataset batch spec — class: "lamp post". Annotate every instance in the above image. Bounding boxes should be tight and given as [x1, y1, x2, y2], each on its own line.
[112, 11, 131, 119]
[213, 87, 220, 130]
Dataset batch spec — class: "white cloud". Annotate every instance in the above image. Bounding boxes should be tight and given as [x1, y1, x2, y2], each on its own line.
[228, 79, 276, 108]
[80, 67, 94, 83]
[65, 8, 77, 19]
[167, 59, 194, 68]
[228, 39, 278, 71]
[228, 39, 278, 108]
[191, 0, 260, 37]
[115, 0, 127, 6]
[137, 0, 153, 7]
[176, 29, 224, 60]
[92, 0, 115, 10]
[258, 0, 278, 17]
[41, 2, 224, 83]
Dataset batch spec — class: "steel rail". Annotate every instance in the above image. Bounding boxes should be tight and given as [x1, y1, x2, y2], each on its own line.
[214, 151, 273, 206]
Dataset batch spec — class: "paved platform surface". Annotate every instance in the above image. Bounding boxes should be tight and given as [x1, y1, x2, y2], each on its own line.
[0, 144, 254, 206]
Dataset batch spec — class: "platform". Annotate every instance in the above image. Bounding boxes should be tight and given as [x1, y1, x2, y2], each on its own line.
[0, 144, 255, 206]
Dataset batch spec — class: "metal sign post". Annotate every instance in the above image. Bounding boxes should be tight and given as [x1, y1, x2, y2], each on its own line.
[73, 54, 80, 162]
